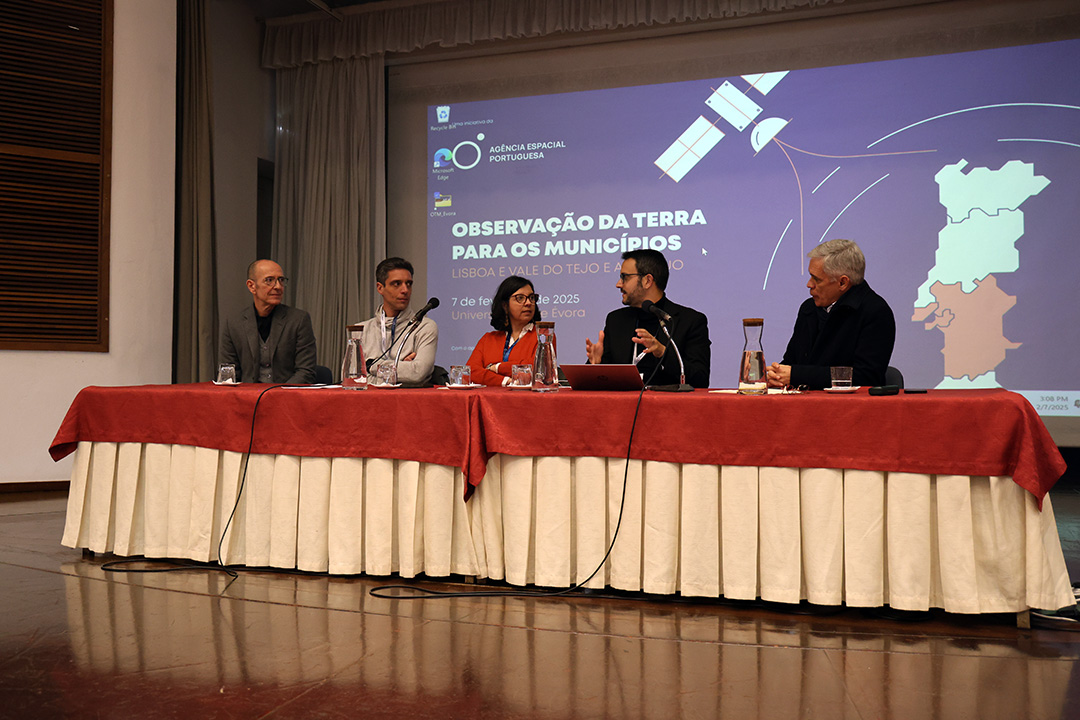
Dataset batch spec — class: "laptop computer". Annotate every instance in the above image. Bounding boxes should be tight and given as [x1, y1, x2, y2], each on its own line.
[560, 364, 645, 391]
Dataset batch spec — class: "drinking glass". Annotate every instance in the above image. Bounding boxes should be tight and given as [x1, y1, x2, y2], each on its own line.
[512, 364, 533, 387]
[375, 362, 398, 386]
[216, 363, 237, 384]
[450, 365, 472, 386]
[830, 366, 853, 388]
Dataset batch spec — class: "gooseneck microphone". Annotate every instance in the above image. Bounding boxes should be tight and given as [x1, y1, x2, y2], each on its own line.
[641, 299, 672, 324]
[641, 300, 692, 392]
[411, 297, 440, 325]
[394, 297, 441, 369]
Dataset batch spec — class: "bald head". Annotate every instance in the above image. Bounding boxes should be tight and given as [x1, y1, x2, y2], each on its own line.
[247, 259, 281, 281]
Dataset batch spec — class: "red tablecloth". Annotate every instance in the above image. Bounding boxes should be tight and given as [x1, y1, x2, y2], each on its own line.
[49, 384, 488, 493]
[50, 384, 1066, 507]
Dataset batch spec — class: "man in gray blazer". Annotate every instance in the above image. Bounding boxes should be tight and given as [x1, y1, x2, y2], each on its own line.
[218, 259, 317, 383]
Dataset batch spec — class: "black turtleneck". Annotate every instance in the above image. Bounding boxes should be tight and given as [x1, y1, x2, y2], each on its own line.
[256, 304, 277, 341]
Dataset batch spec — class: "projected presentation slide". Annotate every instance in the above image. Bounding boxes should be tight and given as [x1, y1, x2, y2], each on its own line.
[427, 39, 1080, 415]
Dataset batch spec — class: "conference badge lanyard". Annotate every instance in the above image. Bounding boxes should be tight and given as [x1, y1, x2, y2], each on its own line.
[631, 307, 665, 373]
[377, 306, 399, 354]
[632, 331, 647, 381]
[503, 322, 534, 362]
[631, 312, 647, 368]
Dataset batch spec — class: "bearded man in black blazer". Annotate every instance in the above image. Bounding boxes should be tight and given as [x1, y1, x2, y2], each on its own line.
[585, 249, 711, 388]
[218, 259, 317, 384]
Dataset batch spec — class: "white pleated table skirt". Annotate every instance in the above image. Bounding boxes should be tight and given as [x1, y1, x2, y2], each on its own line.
[62, 441, 1074, 612]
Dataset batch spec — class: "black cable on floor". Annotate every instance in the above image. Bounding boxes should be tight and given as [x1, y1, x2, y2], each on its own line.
[100, 557, 238, 580]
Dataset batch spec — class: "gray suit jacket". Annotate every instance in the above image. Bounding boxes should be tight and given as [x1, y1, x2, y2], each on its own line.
[219, 304, 317, 384]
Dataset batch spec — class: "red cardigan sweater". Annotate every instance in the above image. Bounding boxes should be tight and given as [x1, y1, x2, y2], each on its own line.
[466, 328, 541, 386]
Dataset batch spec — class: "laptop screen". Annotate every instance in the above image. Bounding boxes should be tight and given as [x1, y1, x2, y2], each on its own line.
[560, 364, 645, 391]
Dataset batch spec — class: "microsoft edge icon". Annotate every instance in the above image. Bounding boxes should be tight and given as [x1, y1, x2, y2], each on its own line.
[433, 148, 453, 168]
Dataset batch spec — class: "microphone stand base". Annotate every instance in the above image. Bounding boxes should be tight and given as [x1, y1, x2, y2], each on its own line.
[647, 383, 694, 393]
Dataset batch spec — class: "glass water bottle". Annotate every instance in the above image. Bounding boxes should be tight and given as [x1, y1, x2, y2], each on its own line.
[738, 318, 767, 395]
[532, 321, 560, 392]
[341, 323, 367, 389]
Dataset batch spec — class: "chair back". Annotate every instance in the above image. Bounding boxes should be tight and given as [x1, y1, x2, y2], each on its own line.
[431, 365, 450, 386]
[314, 365, 333, 385]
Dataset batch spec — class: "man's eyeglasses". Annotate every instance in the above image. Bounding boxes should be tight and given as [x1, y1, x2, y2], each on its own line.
[619, 273, 642, 283]
[261, 276, 289, 287]
[510, 293, 539, 304]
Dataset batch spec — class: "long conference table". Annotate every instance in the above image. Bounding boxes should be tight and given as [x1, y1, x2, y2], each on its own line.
[51, 383, 1074, 614]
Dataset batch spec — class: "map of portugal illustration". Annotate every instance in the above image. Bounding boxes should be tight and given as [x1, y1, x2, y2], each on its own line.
[912, 159, 1049, 387]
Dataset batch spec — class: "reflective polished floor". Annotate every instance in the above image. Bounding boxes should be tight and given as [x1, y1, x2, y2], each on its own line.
[2, 483, 1080, 719]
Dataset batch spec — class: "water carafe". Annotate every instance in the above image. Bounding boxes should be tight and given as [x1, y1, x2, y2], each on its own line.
[341, 323, 367, 389]
[738, 318, 766, 395]
[532, 321, 560, 392]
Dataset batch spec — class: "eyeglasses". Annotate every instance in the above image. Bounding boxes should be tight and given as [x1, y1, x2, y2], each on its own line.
[510, 293, 539, 304]
[781, 384, 809, 394]
[619, 273, 642, 283]
[261, 276, 289, 287]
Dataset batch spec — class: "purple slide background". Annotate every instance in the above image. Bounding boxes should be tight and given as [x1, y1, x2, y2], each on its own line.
[426, 40, 1080, 405]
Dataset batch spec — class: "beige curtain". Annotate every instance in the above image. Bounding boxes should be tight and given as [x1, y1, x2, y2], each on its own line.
[174, 0, 219, 384]
[272, 55, 385, 369]
[262, 0, 846, 67]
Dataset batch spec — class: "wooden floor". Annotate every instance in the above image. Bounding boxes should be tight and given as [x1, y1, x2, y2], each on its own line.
[2, 483, 1079, 719]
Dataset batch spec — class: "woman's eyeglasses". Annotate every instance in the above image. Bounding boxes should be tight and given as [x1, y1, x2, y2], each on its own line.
[510, 293, 539, 304]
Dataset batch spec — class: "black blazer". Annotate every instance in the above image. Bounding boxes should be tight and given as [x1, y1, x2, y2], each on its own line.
[781, 281, 895, 389]
[600, 295, 711, 388]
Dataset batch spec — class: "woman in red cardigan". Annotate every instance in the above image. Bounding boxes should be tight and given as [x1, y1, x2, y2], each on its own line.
[467, 275, 544, 386]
